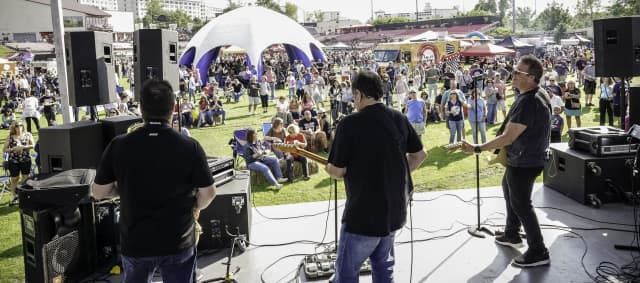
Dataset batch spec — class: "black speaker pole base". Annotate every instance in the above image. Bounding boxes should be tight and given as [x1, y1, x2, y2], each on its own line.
[468, 226, 494, 238]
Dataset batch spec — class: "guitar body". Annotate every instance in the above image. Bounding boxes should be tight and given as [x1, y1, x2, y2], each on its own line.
[488, 148, 507, 167]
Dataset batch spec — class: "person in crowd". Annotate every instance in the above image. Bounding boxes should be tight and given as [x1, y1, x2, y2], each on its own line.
[1, 109, 16, 129]
[209, 95, 226, 125]
[283, 124, 310, 183]
[187, 73, 197, 103]
[39, 88, 57, 126]
[494, 74, 508, 122]
[317, 108, 332, 144]
[575, 55, 587, 87]
[421, 91, 439, 123]
[4, 121, 34, 206]
[295, 72, 305, 101]
[287, 72, 297, 100]
[265, 117, 286, 145]
[260, 76, 270, 113]
[434, 87, 444, 121]
[599, 77, 615, 126]
[563, 80, 582, 129]
[395, 74, 409, 111]
[197, 96, 212, 127]
[301, 92, 316, 117]
[381, 74, 393, 107]
[424, 64, 440, 104]
[92, 80, 216, 282]
[460, 55, 551, 268]
[340, 81, 354, 115]
[243, 128, 287, 189]
[289, 96, 301, 120]
[273, 99, 294, 126]
[172, 118, 190, 137]
[325, 70, 426, 282]
[404, 90, 427, 138]
[22, 91, 40, 133]
[446, 90, 464, 144]
[180, 96, 195, 128]
[247, 75, 261, 115]
[264, 66, 276, 100]
[312, 72, 326, 109]
[298, 110, 328, 152]
[551, 106, 564, 143]
[612, 77, 625, 118]
[466, 89, 487, 144]
[582, 60, 597, 107]
[231, 78, 243, 103]
[485, 80, 498, 125]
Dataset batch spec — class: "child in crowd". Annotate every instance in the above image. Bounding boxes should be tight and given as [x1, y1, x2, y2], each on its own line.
[551, 106, 564, 143]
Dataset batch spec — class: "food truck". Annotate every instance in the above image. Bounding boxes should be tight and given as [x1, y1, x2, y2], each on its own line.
[373, 40, 461, 68]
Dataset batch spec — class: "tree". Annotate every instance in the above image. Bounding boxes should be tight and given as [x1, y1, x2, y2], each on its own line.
[284, 2, 298, 20]
[142, 0, 164, 27]
[497, 0, 510, 24]
[459, 9, 494, 17]
[169, 10, 191, 28]
[372, 16, 410, 25]
[575, 0, 600, 23]
[256, 0, 283, 13]
[515, 7, 534, 29]
[313, 10, 325, 22]
[608, 0, 640, 17]
[474, 0, 497, 14]
[488, 26, 512, 37]
[222, 0, 241, 14]
[534, 1, 572, 31]
[554, 23, 568, 43]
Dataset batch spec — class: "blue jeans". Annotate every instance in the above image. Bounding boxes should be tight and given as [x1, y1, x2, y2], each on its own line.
[288, 87, 296, 100]
[335, 225, 395, 283]
[233, 91, 242, 103]
[269, 82, 275, 99]
[247, 156, 283, 185]
[448, 119, 464, 144]
[487, 103, 497, 124]
[427, 83, 438, 105]
[121, 247, 196, 283]
[468, 120, 487, 144]
[211, 109, 226, 123]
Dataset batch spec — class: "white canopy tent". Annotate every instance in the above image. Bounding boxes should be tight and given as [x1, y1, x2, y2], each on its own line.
[405, 30, 438, 42]
[180, 6, 325, 82]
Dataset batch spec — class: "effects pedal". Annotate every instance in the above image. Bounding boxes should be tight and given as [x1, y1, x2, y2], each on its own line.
[303, 252, 371, 279]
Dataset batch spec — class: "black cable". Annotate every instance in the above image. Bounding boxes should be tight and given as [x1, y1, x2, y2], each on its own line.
[535, 206, 637, 227]
[260, 253, 315, 283]
[245, 239, 332, 248]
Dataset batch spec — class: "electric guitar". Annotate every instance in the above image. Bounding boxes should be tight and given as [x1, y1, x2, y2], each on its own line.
[442, 142, 507, 167]
[271, 143, 328, 165]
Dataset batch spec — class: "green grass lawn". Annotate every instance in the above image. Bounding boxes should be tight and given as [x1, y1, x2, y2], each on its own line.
[0, 75, 606, 282]
[0, 45, 14, 57]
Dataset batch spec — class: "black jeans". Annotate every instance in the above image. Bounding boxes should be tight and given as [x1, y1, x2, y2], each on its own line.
[286, 155, 308, 181]
[24, 117, 40, 133]
[599, 99, 614, 126]
[502, 166, 546, 253]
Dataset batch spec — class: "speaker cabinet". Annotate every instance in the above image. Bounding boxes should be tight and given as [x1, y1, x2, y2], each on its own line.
[64, 31, 117, 106]
[38, 121, 104, 174]
[100, 115, 142, 146]
[133, 29, 179, 100]
[543, 143, 634, 206]
[594, 16, 640, 77]
[628, 86, 640, 127]
[19, 188, 97, 283]
[198, 172, 251, 251]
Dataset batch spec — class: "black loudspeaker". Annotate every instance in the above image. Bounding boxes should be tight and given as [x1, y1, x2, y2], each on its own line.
[100, 115, 142, 146]
[38, 121, 104, 174]
[133, 29, 179, 100]
[65, 31, 117, 106]
[198, 172, 251, 251]
[19, 180, 97, 283]
[628, 86, 640, 127]
[593, 16, 640, 77]
[543, 143, 634, 207]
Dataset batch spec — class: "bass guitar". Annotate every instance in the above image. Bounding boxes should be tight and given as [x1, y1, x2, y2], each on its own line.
[442, 142, 507, 167]
[271, 143, 328, 165]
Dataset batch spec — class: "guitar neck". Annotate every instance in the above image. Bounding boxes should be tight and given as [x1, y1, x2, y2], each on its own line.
[296, 148, 328, 165]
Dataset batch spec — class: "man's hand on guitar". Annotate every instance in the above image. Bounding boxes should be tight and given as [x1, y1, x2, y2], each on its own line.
[460, 140, 477, 154]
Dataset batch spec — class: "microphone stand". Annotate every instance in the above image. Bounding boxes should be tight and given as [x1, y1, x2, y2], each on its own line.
[468, 75, 494, 238]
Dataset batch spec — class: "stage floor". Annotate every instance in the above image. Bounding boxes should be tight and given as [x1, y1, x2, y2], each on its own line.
[94, 184, 638, 283]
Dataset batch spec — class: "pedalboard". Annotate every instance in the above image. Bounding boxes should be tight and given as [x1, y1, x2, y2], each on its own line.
[303, 252, 371, 279]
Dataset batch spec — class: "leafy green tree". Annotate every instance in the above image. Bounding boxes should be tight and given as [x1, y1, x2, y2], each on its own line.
[474, 0, 497, 14]
[222, 0, 242, 14]
[575, 0, 600, 24]
[488, 26, 512, 37]
[169, 10, 191, 28]
[554, 23, 568, 43]
[609, 0, 640, 16]
[534, 1, 572, 31]
[515, 6, 534, 29]
[497, 0, 510, 24]
[372, 16, 410, 25]
[459, 9, 494, 17]
[142, 0, 164, 27]
[284, 2, 298, 20]
[313, 10, 325, 22]
[256, 0, 283, 13]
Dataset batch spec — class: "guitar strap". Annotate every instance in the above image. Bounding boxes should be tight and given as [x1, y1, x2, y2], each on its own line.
[372, 105, 415, 199]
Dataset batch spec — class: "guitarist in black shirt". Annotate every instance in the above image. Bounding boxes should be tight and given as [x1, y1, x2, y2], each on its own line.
[459, 55, 551, 268]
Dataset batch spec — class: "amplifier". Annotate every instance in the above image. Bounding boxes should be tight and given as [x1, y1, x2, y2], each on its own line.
[568, 126, 638, 156]
[213, 169, 234, 187]
[207, 157, 234, 186]
[543, 143, 635, 207]
[198, 171, 251, 251]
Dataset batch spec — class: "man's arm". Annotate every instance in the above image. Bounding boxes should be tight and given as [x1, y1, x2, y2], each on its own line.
[462, 122, 527, 153]
[91, 182, 118, 200]
[406, 150, 427, 172]
[325, 163, 346, 179]
[195, 184, 216, 210]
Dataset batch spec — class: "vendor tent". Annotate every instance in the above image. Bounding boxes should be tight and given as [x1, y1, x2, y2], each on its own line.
[180, 6, 325, 83]
[495, 36, 534, 55]
[461, 43, 516, 57]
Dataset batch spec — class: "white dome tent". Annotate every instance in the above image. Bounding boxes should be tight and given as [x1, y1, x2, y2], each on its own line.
[180, 6, 326, 83]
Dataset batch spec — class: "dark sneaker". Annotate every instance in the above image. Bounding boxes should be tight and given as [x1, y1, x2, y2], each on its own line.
[495, 229, 527, 239]
[512, 249, 550, 268]
[9, 196, 19, 207]
[495, 235, 524, 249]
[302, 176, 311, 181]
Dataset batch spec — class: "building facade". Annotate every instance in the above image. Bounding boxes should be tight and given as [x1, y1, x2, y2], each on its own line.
[303, 11, 361, 35]
[78, 0, 119, 11]
[374, 2, 459, 21]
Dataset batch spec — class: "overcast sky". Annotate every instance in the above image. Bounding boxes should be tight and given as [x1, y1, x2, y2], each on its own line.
[204, 0, 613, 23]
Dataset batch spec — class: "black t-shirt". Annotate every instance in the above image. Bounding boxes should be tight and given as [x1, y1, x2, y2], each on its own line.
[506, 88, 551, 168]
[39, 95, 56, 112]
[328, 103, 423, 236]
[299, 118, 319, 132]
[565, 88, 581, 110]
[94, 121, 214, 257]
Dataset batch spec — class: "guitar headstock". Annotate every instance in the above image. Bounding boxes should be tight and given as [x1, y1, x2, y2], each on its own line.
[442, 142, 463, 151]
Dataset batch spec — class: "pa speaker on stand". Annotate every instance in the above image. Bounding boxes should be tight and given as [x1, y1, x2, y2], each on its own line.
[133, 29, 179, 101]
